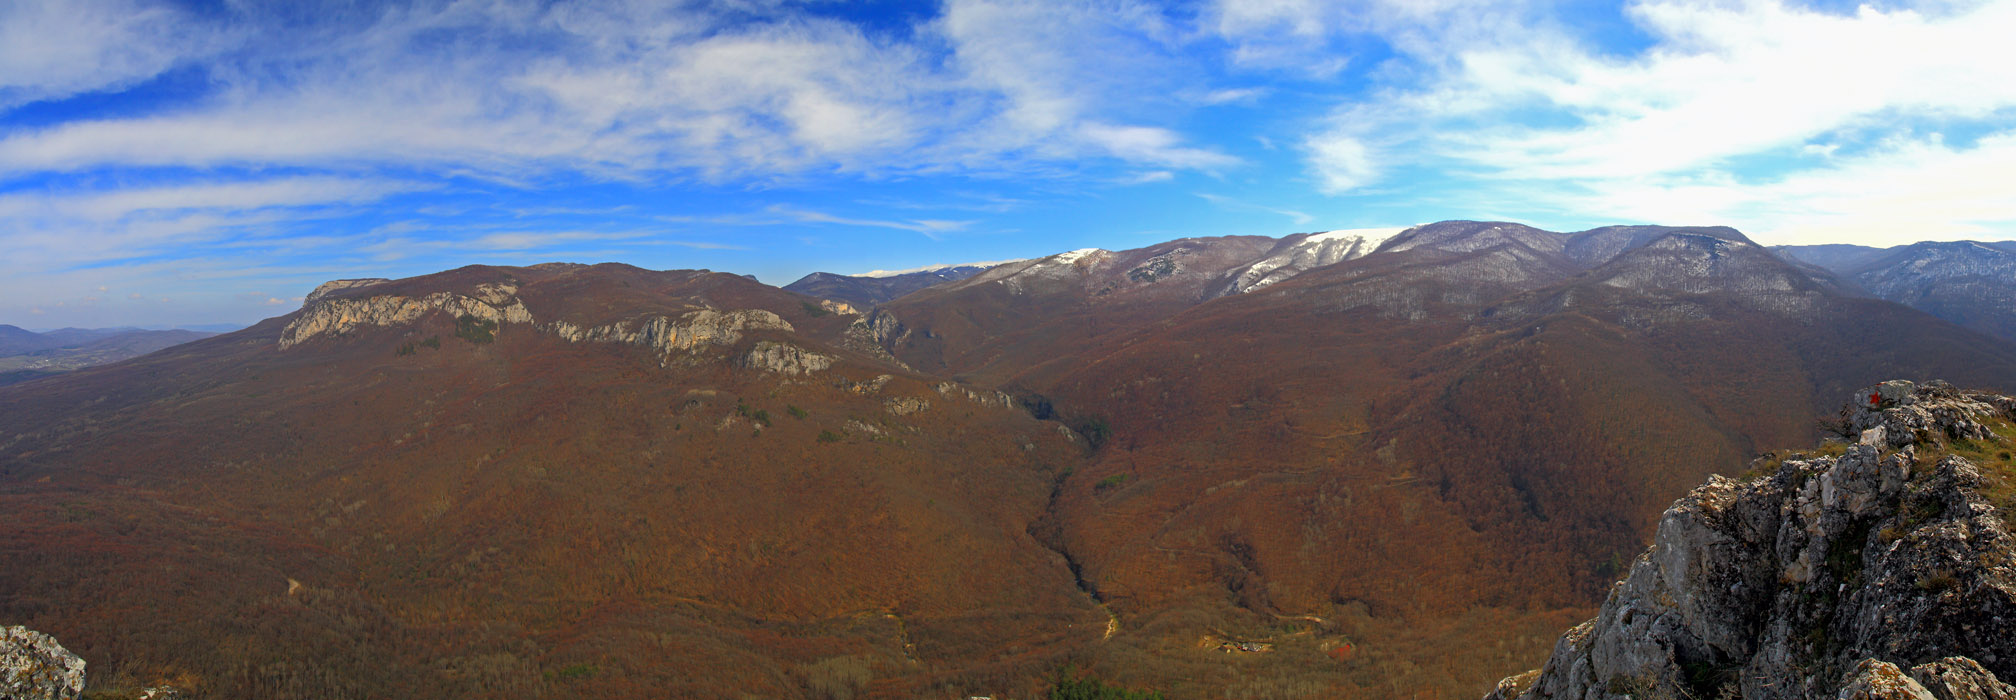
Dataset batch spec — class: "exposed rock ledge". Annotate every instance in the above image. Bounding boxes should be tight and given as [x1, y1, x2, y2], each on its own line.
[303, 278, 391, 304]
[552, 309, 793, 366]
[2, 625, 85, 700]
[736, 340, 832, 376]
[280, 283, 531, 349]
[281, 285, 804, 371]
[1490, 380, 2016, 700]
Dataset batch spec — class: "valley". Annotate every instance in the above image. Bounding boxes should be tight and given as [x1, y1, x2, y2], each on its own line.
[4, 223, 2016, 699]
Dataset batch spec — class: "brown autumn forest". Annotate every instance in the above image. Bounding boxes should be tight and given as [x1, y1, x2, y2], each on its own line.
[6, 223, 2016, 699]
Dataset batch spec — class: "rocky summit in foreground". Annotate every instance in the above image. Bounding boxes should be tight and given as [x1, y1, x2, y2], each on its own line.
[1489, 381, 2016, 700]
[1, 626, 85, 700]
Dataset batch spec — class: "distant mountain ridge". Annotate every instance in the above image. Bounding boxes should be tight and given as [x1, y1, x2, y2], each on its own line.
[0, 325, 217, 385]
[1777, 240, 2016, 343]
[783, 265, 992, 306]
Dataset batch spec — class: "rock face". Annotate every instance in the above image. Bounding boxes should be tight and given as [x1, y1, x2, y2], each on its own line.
[1, 626, 85, 700]
[736, 340, 832, 375]
[552, 309, 793, 365]
[280, 283, 533, 349]
[283, 277, 800, 369]
[1495, 381, 2016, 700]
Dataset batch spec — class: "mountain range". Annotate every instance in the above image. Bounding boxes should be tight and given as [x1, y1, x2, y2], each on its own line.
[783, 265, 994, 307]
[3, 222, 2014, 699]
[1777, 240, 2016, 344]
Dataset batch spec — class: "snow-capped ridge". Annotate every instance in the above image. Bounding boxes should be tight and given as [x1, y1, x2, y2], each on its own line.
[853, 259, 1025, 278]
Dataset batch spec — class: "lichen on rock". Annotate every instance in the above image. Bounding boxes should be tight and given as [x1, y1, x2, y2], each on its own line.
[2, 625, 85, 700]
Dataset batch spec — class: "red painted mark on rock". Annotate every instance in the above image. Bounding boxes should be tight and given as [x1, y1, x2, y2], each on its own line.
[1870, 393, 1883, 406]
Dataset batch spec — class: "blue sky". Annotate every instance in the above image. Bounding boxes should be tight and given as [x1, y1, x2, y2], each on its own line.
[3, 0, 2015, 328]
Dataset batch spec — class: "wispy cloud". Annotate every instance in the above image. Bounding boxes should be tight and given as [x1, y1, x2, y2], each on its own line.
[0, 176, 421, 269]
[0, 176, 425, 222]
[1195, 193, 1315, 225]
[770, 205, 975, 238]
[0, 0, 228, 109]
[1192, 87, 1269, 105]
[1115, 170, 1175, 185]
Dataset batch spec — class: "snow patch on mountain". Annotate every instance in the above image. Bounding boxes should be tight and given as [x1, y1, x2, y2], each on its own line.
[1053, 248, 1105, 265]
[1214, 228, 1405, 296]
[853, 259, 1024, 278]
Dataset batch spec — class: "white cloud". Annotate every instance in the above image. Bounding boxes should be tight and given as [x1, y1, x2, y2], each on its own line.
[1559, 130, 2016, 246]
[1282, 0, 2016, 244]
[929, 0, 1234, 169]
[1305, 132, 1377, 193]
[1428, 0, 2016, 180]
[1079, 123, 1240, 170]
[0, 0, 225, 109]
[0, 0, 1238, 181]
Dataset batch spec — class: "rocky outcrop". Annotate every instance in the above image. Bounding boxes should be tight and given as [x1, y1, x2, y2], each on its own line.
[1494, 381, 2016, 700]
[1839, 659, 1937, 700]
[302, 278, 391, 304]
[2, 626, 85, 700]
[550, 309, 792, 365]
[1831, 657, 2016, 700]
[737, 341, 832, 376]
[841, 312, 911, 370]
[1849, 380, 2015, 450]
[860, 310, 908, 347]
[934, 381, 1014, 409]
[884, 396, 931, 416]
[1909, 657, 2016, 700]
[280, 283, 533, 349]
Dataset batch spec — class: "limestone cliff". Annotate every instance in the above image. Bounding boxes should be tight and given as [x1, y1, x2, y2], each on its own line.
[551, 309, 793, 366]
[282, 279, 810, 371]
[1490, 381, 2016, 700]
[735, 340, 832, 376]
[302, 278, 391, 304]
[280, 283, 532, 349]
